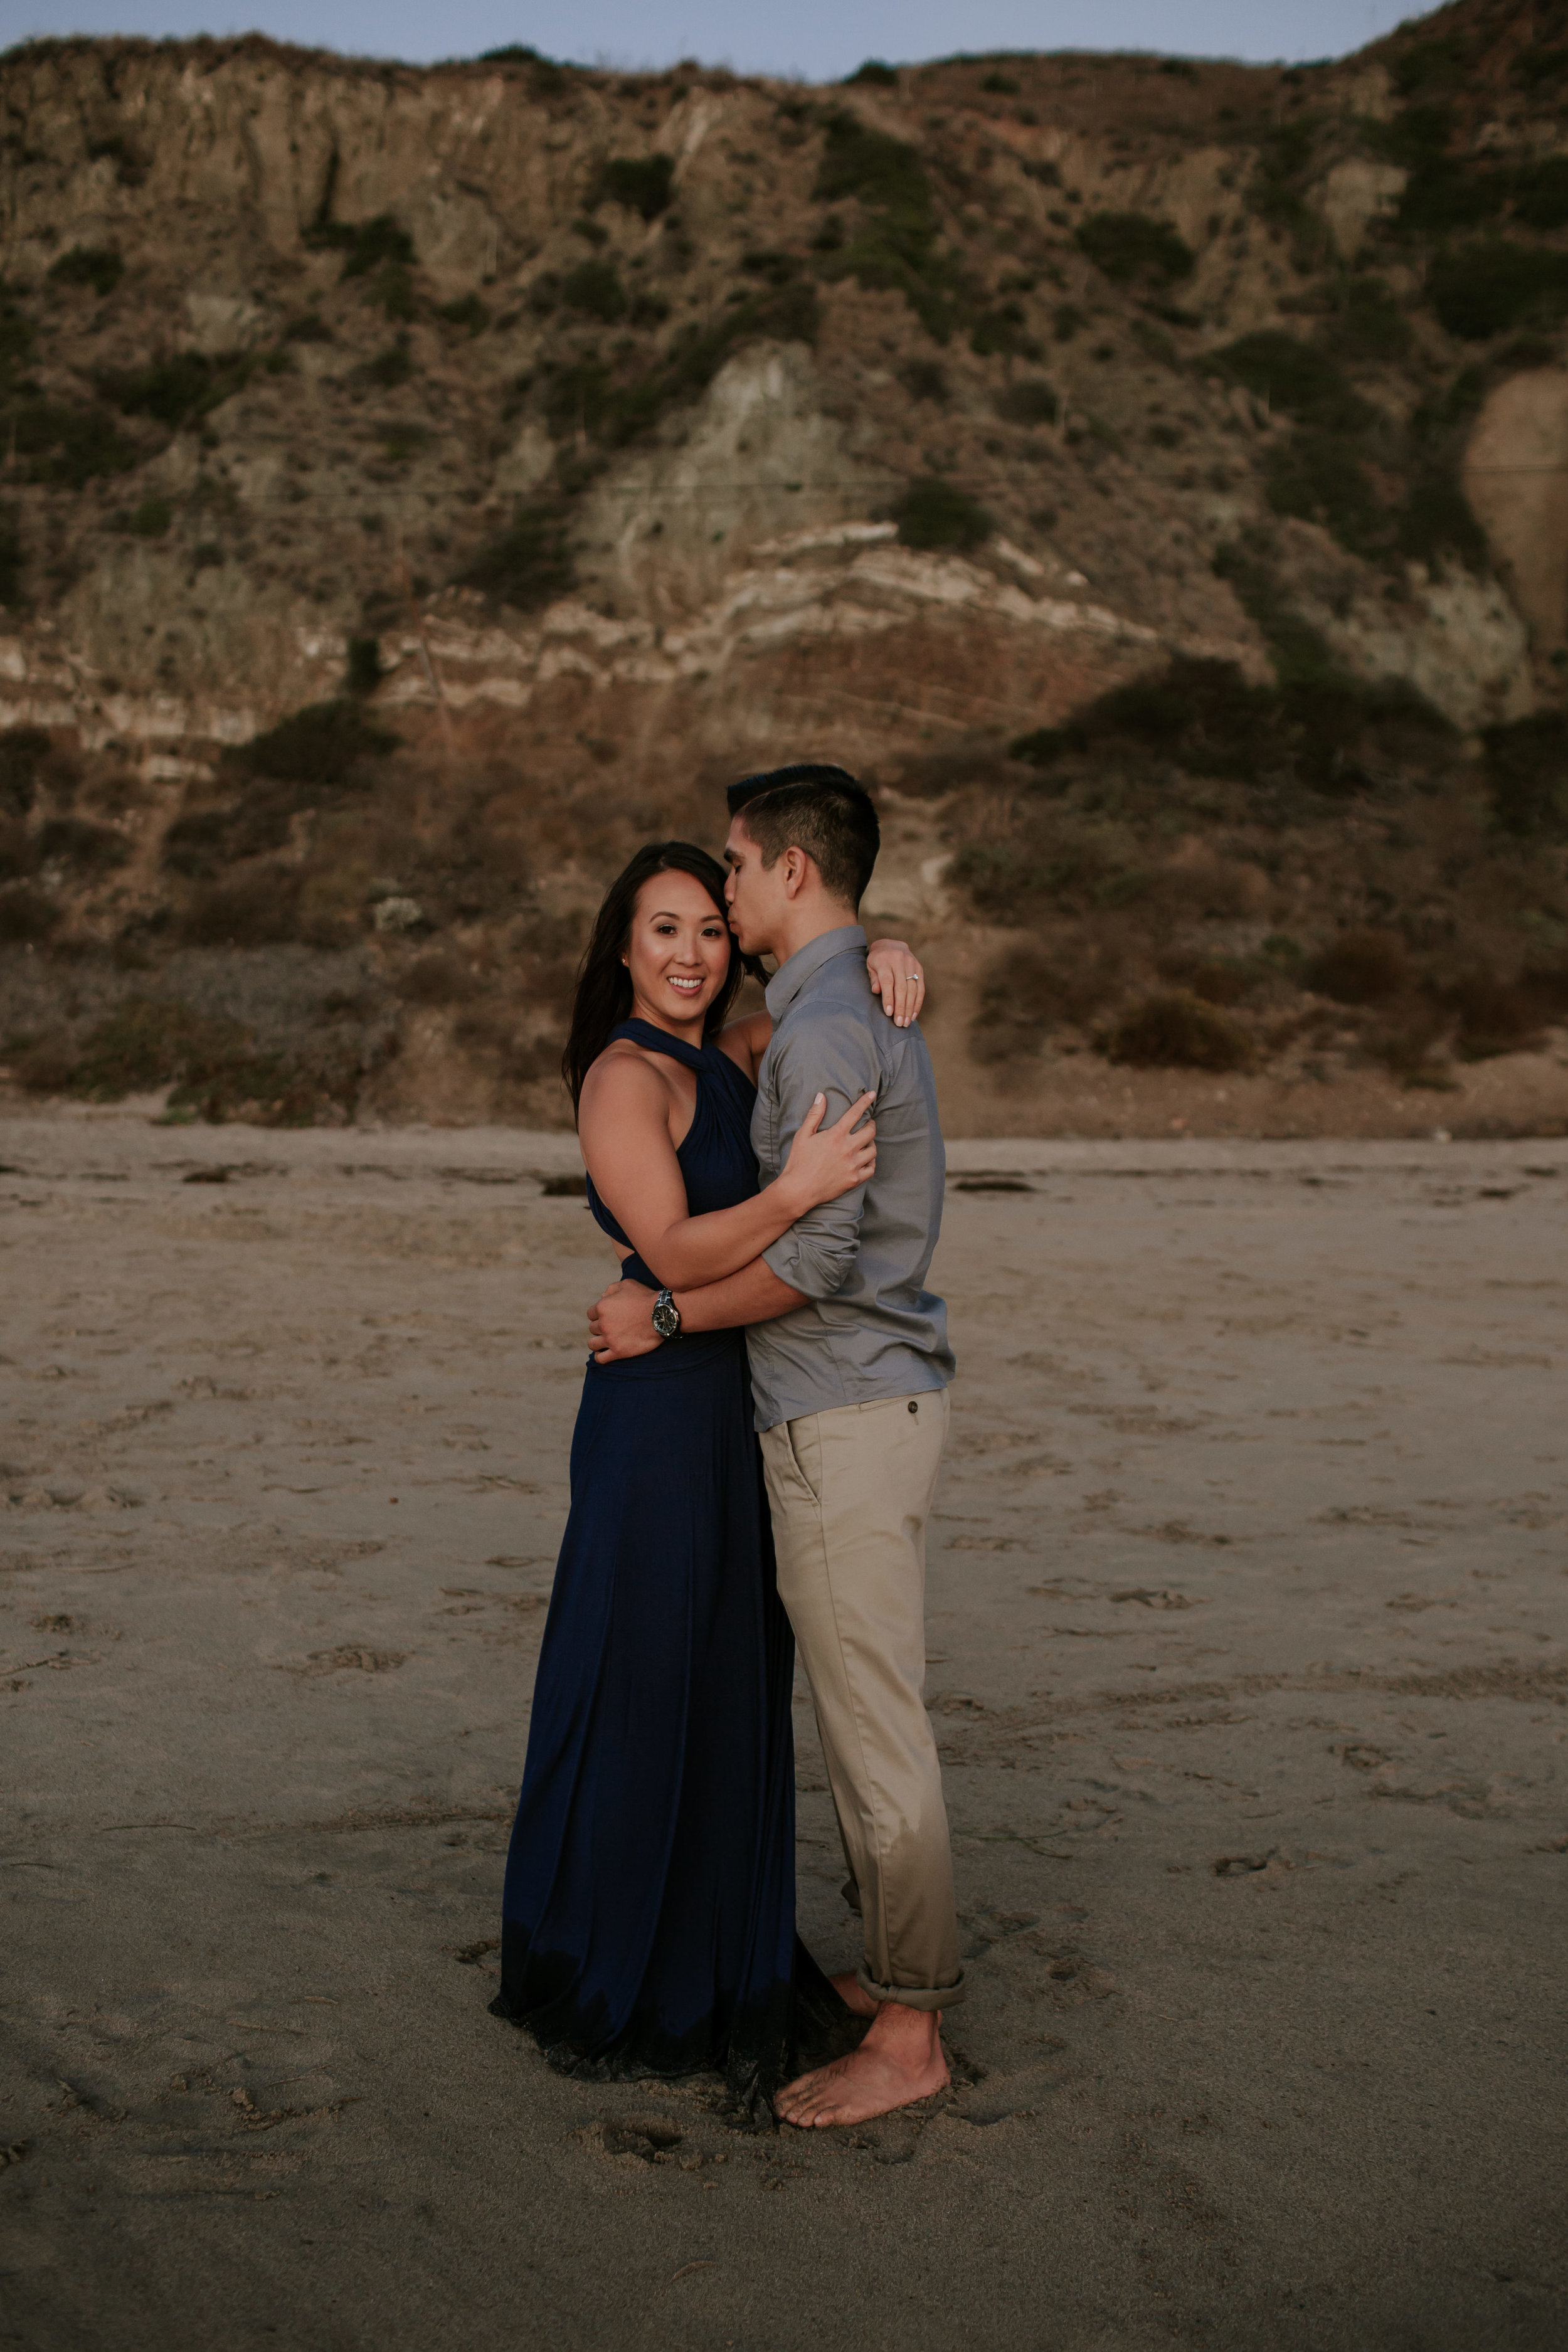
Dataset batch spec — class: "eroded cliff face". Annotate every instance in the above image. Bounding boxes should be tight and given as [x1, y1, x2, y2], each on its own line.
[1, 12, 1566, 1135]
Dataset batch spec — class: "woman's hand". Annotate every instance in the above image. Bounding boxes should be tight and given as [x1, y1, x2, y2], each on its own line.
[778, 1089, 877, 1213]
[866, 938, 926, 1029]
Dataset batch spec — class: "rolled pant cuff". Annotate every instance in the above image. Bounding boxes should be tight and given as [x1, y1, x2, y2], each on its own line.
[856, 1966, 965, 2013]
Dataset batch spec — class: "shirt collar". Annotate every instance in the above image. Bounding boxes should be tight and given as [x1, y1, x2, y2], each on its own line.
[763, 923, 867, 1021]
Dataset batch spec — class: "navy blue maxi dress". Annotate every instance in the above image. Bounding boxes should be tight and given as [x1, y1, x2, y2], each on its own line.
[490, 1019, 849, 2121]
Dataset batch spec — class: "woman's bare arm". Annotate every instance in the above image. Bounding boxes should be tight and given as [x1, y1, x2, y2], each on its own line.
[578, 1049, 875, 1291]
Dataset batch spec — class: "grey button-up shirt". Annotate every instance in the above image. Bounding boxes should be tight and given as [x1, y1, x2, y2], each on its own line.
[747, 924, 955, 1433]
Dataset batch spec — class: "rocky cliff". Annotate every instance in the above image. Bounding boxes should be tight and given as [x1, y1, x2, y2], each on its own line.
[1, 3, 1566, 1135]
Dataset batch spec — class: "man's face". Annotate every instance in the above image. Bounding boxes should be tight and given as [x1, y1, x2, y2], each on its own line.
[723, 814, 791, 956]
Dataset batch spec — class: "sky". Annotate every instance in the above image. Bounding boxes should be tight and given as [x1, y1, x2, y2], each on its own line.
[5, 1, 1434, 80]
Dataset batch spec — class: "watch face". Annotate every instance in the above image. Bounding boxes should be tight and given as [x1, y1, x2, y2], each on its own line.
[652, 1296, 680, 1338]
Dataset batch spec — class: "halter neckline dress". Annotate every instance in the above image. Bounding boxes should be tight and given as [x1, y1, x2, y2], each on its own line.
[489, 1019, 849, 2121]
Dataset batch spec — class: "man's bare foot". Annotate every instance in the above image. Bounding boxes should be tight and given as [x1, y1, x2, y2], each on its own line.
[829, 1971, 879, 2020]
[776, 2000, 948, 2129]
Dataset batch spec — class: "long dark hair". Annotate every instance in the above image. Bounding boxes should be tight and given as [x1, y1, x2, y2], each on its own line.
[561, 841, 760, 1113]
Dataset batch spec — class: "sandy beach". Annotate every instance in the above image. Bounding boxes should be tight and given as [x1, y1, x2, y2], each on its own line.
[3, 1108, 1565, 2352]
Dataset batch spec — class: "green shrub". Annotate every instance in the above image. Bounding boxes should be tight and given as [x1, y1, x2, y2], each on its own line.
[480, 43, 568, 95]
[1514, 45, 1568, 92]
[34, 816, 129, 871]
[0, 817, 34, 880]
[971, 940, 1120, 1062]
[1212, 541, 1345, 687]
[741, 249, 800, 285]
[1364, 101, 1454, 171]
[1391, 36, 1473, 98]
[995, 378, 1059, 426]
[328, 215, 416, 278]
[438, 292, 491, 335]
[560, 260, 628, 322]
[949, 817, 1149, 923]
[595, 155, 675, 220]
[813, 112, 956, 339]
[1319, 275, 1413, 363]
[0, 885, 58, 945]
[457, 505, 575, 612]
[630, 290, 671, 327]
[284, 311, 334, 343]
[1176, 958, 1254, 1008]
[344, 635, 382, 697]
[0, 725, 50, 817]
[1481, 713, 1568, 837]
[845, 60, 898, 86]
[1209, 331, 1369, 430]
[1264, 427, 1383, 556]
[1441, 968, 1543, 1061]
[891, 475, 993, 551]
[372, 265, 416, 321]
[1393, 158, 1505, 240]
[541, 355, 664, 445]
[1010, 652, 1454, 802]
[0, 504, 20, 607]
[1304, 929, 1411, 1005]
[378, 423, 431, 464]
[29, 992, 330, 1123]
[1013, 657, 1279, 780]
[2, 395, 135, 487]
[1428, 241, 1568, 340]
[1248, 118, 1328, 257]
[53, 996, 241, 1093]
[48, 245, 123, 296]
[361, 336, 413, 388]
[1510, 156, 1568, 233]
[982, 70, 1020, 95]
[901, 358, 948, 401]
[101, 351, 252, 427]
[233, 699, 398, 787]
[126, 495, 172, 539]
[162, 806, 255, 878]
[535, 280, 818, 456]
[1105, 992, 1251, 1070]
[0, 295, 33, 391]
[86, 132, 147, 186]
[970, 304, 1039, 359]
[1396, 470, 1488, 571]
[1074, 211, 1194, 287]
[661, 280, 819, 391]
[176, 870, 305, 949]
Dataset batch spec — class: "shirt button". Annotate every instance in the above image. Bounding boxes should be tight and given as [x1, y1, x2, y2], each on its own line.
[908, 1400, 918, 1414]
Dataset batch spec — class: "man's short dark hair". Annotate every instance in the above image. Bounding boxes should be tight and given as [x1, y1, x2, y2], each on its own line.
[726, 762, 880, 909]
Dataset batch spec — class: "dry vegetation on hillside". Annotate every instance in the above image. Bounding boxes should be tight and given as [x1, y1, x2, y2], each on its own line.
[0, 1, 1566, 1131]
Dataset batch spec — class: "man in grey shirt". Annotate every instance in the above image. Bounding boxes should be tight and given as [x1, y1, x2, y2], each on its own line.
[748, 918, 955, 1429]
[587, 763, 962, 2129]
[726, 764, 961, 2131]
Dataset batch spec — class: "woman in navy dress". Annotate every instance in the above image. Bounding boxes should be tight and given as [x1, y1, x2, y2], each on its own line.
[490, 842, 923, 2120]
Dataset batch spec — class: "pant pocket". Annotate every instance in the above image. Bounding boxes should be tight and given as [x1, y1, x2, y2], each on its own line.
[778, 1414, 823, 1507]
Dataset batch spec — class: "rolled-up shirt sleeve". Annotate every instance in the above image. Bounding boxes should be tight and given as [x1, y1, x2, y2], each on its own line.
[759, 1014, 881, 1300]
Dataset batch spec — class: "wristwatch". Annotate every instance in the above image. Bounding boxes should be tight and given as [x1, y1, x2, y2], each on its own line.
[652, 1288, 682, 1340]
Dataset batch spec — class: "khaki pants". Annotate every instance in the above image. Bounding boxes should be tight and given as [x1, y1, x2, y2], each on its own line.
[760, 1389, 963, 2011]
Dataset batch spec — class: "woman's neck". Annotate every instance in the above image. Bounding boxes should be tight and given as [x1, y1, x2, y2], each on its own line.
[627, 996, 705, 1048]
